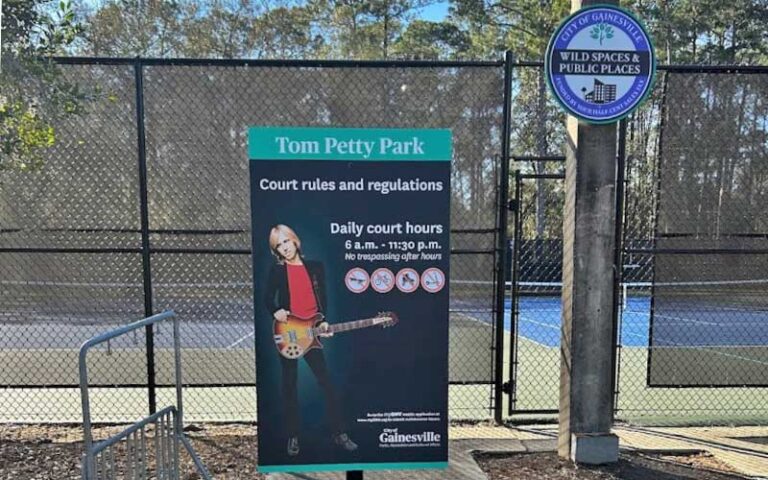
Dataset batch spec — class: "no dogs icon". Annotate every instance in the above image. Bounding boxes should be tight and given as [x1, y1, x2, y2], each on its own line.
[396, 268, 420, 293]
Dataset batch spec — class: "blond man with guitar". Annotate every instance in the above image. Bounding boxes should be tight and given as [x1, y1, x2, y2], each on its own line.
[264, 224, 358, 457]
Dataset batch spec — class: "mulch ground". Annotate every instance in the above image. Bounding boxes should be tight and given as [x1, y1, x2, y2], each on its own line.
[476, 451, 747, 480]
[0, 424, 265, 480]
[0, 424, 749, 479]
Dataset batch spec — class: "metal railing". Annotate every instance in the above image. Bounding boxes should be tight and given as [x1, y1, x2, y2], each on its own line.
[79, 311, 211, 479]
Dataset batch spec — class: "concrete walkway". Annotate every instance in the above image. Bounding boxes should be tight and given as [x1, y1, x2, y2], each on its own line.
[268, 424, 768, 479]
[615, 425, 768, 478]
[510, 424, 768, 478]
[268, 425, 555, 479]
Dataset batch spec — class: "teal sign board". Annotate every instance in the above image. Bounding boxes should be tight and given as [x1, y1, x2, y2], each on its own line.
[248, 127, 452, 161]
[249, 127, 451, 474]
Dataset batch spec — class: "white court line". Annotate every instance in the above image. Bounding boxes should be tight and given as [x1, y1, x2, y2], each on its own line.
[517, 317, 560, 331]
[0, 312, 121, 323]
[620, 328, 768, 366]
[226, 330, 255, 349]
[649, 322, 768, 328]
[646, 314, 721, 326]
[0, 280, 249, 288]
[601, 312, 767, 331]
[627, 310, 768, 327]
[508, 317, 555, 348]
[513, 317, 561, 348]
[626, 304, 768, 314]
[514, 335, 552, 349]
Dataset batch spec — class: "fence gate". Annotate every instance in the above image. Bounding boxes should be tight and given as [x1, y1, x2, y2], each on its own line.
[506, 157, 565, 415]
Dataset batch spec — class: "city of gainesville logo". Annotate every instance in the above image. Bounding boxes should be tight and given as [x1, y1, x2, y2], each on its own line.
[545, 5, 656, 124]
[379, 428, 441, 444]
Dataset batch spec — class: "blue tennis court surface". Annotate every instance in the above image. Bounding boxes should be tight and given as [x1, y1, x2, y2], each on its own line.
[506, 296, 768, 348]
[505, 297, 651, 347]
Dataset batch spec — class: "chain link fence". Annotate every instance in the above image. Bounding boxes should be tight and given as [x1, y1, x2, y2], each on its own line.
[617, 69, 768, 424]
[506, 63, 768, 425]
[3, 58, 768, 432]
[0, 58, 507, 425]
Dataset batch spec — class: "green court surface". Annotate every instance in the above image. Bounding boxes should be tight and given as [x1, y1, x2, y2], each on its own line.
[508, 337, 768, 426]
[2, 310, 767, 425]
[0, 314, 495, 423]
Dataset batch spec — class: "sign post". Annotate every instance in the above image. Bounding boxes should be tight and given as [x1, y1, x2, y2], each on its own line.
[545, 0, 655, 464]
[248, 127, 451, 475]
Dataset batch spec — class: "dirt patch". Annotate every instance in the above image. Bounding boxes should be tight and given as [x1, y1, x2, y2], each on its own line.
[0, 423, 265, 480]
[0, 424, 751, 479]
[184, 425, 263, 479]
[475, 451, 747, 480]
[654, 451, 741, 474]
[0, 439, 82, 480]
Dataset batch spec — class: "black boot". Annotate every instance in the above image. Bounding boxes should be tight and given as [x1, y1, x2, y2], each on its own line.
[287, 436, 300, 456]
[334, 433, 358, 451]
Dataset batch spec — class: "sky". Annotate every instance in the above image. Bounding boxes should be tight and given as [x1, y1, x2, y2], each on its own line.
[74, 0, 452, 20]
[417, 2, 451, 22]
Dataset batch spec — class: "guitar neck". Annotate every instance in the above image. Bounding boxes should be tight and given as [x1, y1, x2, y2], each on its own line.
[325, 317, 383, 333]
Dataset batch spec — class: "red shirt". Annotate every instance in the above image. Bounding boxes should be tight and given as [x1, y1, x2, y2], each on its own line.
[286, 263, 318, 318]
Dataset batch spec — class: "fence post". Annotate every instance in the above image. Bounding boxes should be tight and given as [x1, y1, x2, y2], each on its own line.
[507, 170, 522, 415]
[134, 58, 157, 414]
[494, 50, 514, 424]
[611, 119, 627, 416]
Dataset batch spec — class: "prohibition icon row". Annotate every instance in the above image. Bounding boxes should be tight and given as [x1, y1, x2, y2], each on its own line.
[345, 267, 445, 294]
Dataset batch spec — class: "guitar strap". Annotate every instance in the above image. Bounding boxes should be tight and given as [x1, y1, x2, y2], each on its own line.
[311, 270, 322, 312]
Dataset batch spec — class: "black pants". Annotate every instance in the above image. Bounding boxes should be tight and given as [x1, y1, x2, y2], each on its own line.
[281, 348, 343, 438]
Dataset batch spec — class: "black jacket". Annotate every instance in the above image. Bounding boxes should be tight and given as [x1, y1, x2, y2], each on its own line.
[263, 260, 326, 317]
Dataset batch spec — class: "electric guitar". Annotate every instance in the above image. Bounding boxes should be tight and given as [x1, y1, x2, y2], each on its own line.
[273, 311, 398, 359]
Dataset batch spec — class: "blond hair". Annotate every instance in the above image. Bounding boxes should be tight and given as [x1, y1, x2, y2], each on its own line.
[268, 224, 302, 263]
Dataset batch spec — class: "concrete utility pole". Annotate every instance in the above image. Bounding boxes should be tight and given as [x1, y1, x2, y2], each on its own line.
[558, 0, 621, 465]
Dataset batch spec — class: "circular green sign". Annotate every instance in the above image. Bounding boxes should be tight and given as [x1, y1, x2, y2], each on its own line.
[545, 4, 656, 124]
